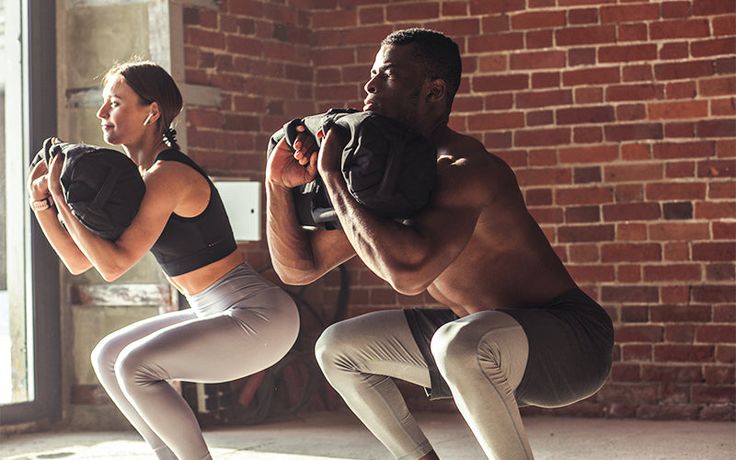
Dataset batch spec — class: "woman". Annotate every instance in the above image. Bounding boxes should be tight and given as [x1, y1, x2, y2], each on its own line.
[26, 60, 299, 460]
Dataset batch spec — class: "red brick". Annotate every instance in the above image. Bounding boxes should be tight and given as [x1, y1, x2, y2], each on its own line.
[693, 242, 736, 261]
[556, 25, 617, 46]
[510, 11, 566, 29]
[558, 145, 618, 164]
[665, 81, 697, 100]
[713, 222, 736, 241]
[600, 3, 659, 22]
[386, 2, 440, 20]
[691, 385, 734, 404]
[649, 305, 711, 323]
[697, 326, 736, 344]
[692, 285, 736, 303]
[604, 164, 663, 182]
[664, 122, 696, 138]
[313, 9, 357, 28]
[574, 126, 604, 143]
[603, 202, 661, 221]
[621, 305, 649, 323]
[650, 222, 711, 241]
[659, 42, 690, 60]
[601, 243, 661, 262]
[565, 205, 602, 223]
[469, 0, 525, 14]
[665, 324, 696, 342]
[563, 67, 620, 86]
[531, 72, 561, 88]
[693, 0, 736, 15]
[558, 224, 615, 242]
[557, 106, 615, 125]
[713, 15, 736, 36]
[665, 161, 696, 178]
[610, 363, 641, 382]
[709, 182, 736, 199]
[692, 38, 736, 58]
[614, 326, 664, 343]
[605, 123, 663, 142]
[603, 286, 659, 303]
[515, 128, 571, 147]
[623, 64, 654, 82]
[617, 264, 642, 283]
[716, 345, 735, 363]
[468, 112, 525, 131]
[527, 110, 555, 126]
[575, 87, 604, 104]
[695, 201, 736, 219]
[711, 98, 736, 117]
[599, 44, 657, 63]
[557, 186, 615, 205]
[606, 84, 664, 101]
[617, 223, 647, 241]
[640, 365, 702, 382]
[617, 104, 646, 121]
[478, 55, 508, 73]
[621, 143, 652, 161]
[618, 23, 648, 42]
[653, 141, 715, 159]
[529, 207, 565, 223]
[568, 48, 596, 67]
[646, 182, 706, 200]
[650, 19, 710, 39]
[467, 33, 525, 53]
[706, 263, 736, 281]
[654, 60, 715, 80]
[574, 166, 602, 183]
[621, 345, 654, 362]
[441, 1, 467, 16]
[615, 184, 645, 203]
[473, 74, 529, 92]
[516, 89, 573, 108]
[649, 101, 709, 120]
[700, 77, 736, 97]
[661, 1, 693, 18]
[662, 202, 694, 219]
[664, 242, 690, 261]
[568, 8, 598, 24]
[654, 344, 714, 363]
[510, 51, 566, 70]
[644, 264, 702, 282]
[569, 264, 615, 282]
[704, 366, 736, 385]
[697, 119, 736, 138]
[569, 244, 600, 263]
[358, 6, 384, 24]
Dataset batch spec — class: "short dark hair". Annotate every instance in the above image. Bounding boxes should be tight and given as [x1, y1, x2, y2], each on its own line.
[382, 28, 462, 113]
[104, 60, 183, 148]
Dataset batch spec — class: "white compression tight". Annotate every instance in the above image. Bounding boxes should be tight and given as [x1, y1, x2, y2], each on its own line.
[315, 309, 532, 460]
[91, 264, 299, 460]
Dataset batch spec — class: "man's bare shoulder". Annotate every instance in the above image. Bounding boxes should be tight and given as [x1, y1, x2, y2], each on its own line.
[432, 130, 514, 207]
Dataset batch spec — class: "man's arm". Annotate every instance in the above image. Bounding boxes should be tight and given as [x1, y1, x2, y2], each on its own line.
[266, 137, 355, 285]
[317, 129, 488, 295]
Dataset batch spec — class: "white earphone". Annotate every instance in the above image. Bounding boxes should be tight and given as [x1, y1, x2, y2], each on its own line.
[143, 113, 154, 126]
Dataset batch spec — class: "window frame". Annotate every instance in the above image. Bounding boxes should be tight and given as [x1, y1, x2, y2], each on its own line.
[0, 0, 60, 426]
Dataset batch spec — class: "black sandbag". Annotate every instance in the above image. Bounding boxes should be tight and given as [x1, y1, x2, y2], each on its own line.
[266, 109, 437, 229]
[33, 139, 146, 240]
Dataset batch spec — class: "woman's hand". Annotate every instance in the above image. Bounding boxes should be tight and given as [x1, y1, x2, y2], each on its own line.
[47, 151, 65, 198]
[27, 160, 50, 200]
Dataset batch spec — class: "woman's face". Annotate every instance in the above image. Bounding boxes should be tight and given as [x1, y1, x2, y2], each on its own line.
[96, 75, 152, 147]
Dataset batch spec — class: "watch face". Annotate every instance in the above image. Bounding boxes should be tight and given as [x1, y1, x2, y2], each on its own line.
[32, 198, 50, 211]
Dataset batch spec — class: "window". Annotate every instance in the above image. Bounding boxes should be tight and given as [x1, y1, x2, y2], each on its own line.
[0, 0, 60, 425]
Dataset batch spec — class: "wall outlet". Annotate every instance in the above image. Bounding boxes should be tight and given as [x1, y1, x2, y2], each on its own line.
[212, 180, 261, 241]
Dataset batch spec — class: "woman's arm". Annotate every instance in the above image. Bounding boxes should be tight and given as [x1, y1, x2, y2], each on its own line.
[27, 159, 93, 274]
[47, 153, 187, 282]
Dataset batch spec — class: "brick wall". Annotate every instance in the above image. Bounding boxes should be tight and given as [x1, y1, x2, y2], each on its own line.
[184, 0, 735, 421]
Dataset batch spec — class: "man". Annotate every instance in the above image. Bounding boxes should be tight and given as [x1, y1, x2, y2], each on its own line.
[266, 28, 613, 460]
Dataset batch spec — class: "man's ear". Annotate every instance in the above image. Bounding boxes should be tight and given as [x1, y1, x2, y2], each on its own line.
[426, 79, 447, 104]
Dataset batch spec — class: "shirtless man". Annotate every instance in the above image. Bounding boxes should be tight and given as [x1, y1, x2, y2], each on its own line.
[266, 28, 613, 460]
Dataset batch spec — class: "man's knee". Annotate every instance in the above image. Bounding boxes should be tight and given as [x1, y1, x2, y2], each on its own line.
[315, 320, 355, 374]
[430, 321, 484, 378]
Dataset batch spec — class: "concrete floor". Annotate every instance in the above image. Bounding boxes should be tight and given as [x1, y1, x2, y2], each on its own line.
[1, 411, 734, 460]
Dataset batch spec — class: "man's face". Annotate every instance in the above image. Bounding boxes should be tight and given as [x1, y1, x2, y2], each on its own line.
[363, 44, 428, 127]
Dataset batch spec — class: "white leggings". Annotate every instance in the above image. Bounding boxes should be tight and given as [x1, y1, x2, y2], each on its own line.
[315, 309, 532, 460]
[91, 263, 299, 460]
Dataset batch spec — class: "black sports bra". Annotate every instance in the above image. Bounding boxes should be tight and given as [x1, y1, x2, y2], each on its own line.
[150, 149, 237, 276]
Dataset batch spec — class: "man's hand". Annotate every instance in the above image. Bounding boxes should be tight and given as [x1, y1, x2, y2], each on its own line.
[267, 136, 317, 189]
[317, 128, 349, 176]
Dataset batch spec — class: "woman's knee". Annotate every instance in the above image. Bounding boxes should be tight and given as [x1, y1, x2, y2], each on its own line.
[90, 332, 125, 376]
